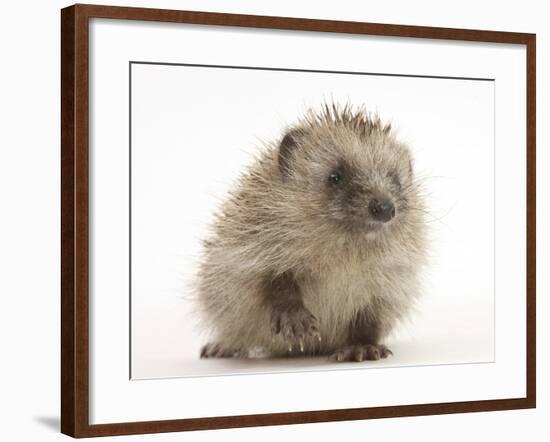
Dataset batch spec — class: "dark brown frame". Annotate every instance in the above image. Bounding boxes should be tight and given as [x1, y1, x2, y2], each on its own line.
[61, 3, 536, 438]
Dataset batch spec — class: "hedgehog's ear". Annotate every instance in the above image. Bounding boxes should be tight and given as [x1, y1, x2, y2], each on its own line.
[278, 128, 304, 179]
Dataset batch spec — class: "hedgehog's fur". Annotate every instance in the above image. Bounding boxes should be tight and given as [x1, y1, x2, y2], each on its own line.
[195, 103, 427, 361]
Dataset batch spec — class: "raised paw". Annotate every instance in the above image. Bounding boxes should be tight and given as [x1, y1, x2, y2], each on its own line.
[329, 344, 393, 362]
[271, 305, 321, 352]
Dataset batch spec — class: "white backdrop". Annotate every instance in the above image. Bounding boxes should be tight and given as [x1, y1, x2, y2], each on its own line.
[131, 62, 495, 378]
[0, 0, 546, 441]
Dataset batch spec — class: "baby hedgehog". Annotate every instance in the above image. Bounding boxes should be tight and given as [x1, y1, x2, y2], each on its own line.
[196, 103, 427, 362]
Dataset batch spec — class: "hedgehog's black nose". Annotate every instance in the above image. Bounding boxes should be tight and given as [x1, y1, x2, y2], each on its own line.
[368, 198, 395, 222]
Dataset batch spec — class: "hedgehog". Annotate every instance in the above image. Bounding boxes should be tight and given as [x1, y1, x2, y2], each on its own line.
[195, 103, 427, 362]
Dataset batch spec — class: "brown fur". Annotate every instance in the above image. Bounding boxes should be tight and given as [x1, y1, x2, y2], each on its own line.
[195, 103, 427, 361]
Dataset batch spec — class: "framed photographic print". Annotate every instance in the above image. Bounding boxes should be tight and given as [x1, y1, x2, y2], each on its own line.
[61, 3, 536, 438]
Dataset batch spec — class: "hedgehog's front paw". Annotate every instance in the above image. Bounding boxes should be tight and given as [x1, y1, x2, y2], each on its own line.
[329, 344, 393, 362]
[271, 305, 321, 352]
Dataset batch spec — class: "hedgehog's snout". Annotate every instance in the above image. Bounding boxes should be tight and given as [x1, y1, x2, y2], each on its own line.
[368, 196, 395, 222]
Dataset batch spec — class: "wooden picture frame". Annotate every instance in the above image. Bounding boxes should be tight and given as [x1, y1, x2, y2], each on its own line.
[61, 3, 536, 437]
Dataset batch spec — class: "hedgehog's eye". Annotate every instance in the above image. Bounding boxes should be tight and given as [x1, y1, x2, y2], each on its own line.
[388, 172, 401, 190]
[328, 172, 343, 186]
